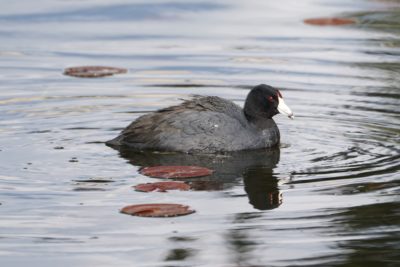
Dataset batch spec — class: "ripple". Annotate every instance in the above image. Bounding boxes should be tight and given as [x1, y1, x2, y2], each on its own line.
[0, 0, 399, 266]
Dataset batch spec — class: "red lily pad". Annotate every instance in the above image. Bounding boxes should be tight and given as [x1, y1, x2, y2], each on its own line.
[139, 166, 213, 179]
[63, 66, 127, 78]
[120, 203, 195, 217]
[134, 181, 190, 192]
[304, 17, 355, 26]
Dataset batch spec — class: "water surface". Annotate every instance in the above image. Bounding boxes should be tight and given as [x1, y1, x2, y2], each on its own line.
[0, 0, 399, 266]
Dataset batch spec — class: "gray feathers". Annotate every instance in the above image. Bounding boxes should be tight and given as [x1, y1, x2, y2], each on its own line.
[106, 95, 280, 153]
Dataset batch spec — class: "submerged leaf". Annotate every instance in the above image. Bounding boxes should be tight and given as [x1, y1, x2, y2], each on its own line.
[134, 181, 191, 192]
[63, 66, 127, 78]
[120, 203, 195, 217]
[139, 166, 213, 179]
[304, 17, 356, 26]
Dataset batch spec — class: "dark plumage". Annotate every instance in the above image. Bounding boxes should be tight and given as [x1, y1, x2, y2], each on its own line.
[106, 84, 293, 153]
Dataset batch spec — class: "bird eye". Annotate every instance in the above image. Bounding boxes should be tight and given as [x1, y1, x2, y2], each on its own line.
[268, 96, 274, 102]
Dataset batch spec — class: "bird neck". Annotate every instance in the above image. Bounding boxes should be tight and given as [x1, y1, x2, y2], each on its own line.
[244, 110, 275, 129]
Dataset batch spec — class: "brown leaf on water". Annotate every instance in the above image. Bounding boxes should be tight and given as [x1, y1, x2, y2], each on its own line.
[134, 181, 190, 192]
[139, 166, 213, 179]
[304, 17, 356, 26]
[120, 203, 195, 217]
[63, 66, 127, 78]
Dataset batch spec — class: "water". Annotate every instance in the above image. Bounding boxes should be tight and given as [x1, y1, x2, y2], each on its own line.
[0, 0, 399, 266]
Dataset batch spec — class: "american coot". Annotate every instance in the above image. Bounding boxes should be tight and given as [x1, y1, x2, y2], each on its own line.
[106, 84, 293, 153]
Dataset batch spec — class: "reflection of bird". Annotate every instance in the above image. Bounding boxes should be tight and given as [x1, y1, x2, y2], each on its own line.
[116, 147, 280, 184]
[106, 84, 293, 153]
[115, 141, 282, 209]
[243, 167, 282, 210]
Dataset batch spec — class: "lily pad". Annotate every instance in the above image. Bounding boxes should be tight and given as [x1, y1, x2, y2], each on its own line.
[304, 17, 355, 26]
[139, 166, 213, 179]
[120, 203, 195, 217]
[134, 181, 190, 192]
[63, 66, 127, 78]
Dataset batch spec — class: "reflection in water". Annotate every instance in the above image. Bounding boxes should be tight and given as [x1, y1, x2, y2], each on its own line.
[72, 178, 115, 191]
[164, 248, 195, 261]
[113, 146, 281, 210]
[1, 0, 400, 266]
[225, 212, 264, 267]
[243, 167, 282, 210]
[328, 202, 400, 266]
[226, 226, 259, 267]
[165, 236, 198, 264]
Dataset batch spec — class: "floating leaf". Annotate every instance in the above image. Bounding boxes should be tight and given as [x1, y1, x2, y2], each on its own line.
[63, 66, 127, 78]
[304, 17, 355, 26]
[134, 181, 190, 192]
[120, 203, 195, 217]
[139, 166, 213, 179]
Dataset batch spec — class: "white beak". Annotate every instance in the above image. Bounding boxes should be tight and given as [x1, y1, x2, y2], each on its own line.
[277, 97, 294, 119]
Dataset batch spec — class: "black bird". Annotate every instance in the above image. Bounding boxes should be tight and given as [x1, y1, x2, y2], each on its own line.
[106, 84, 293, 153]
